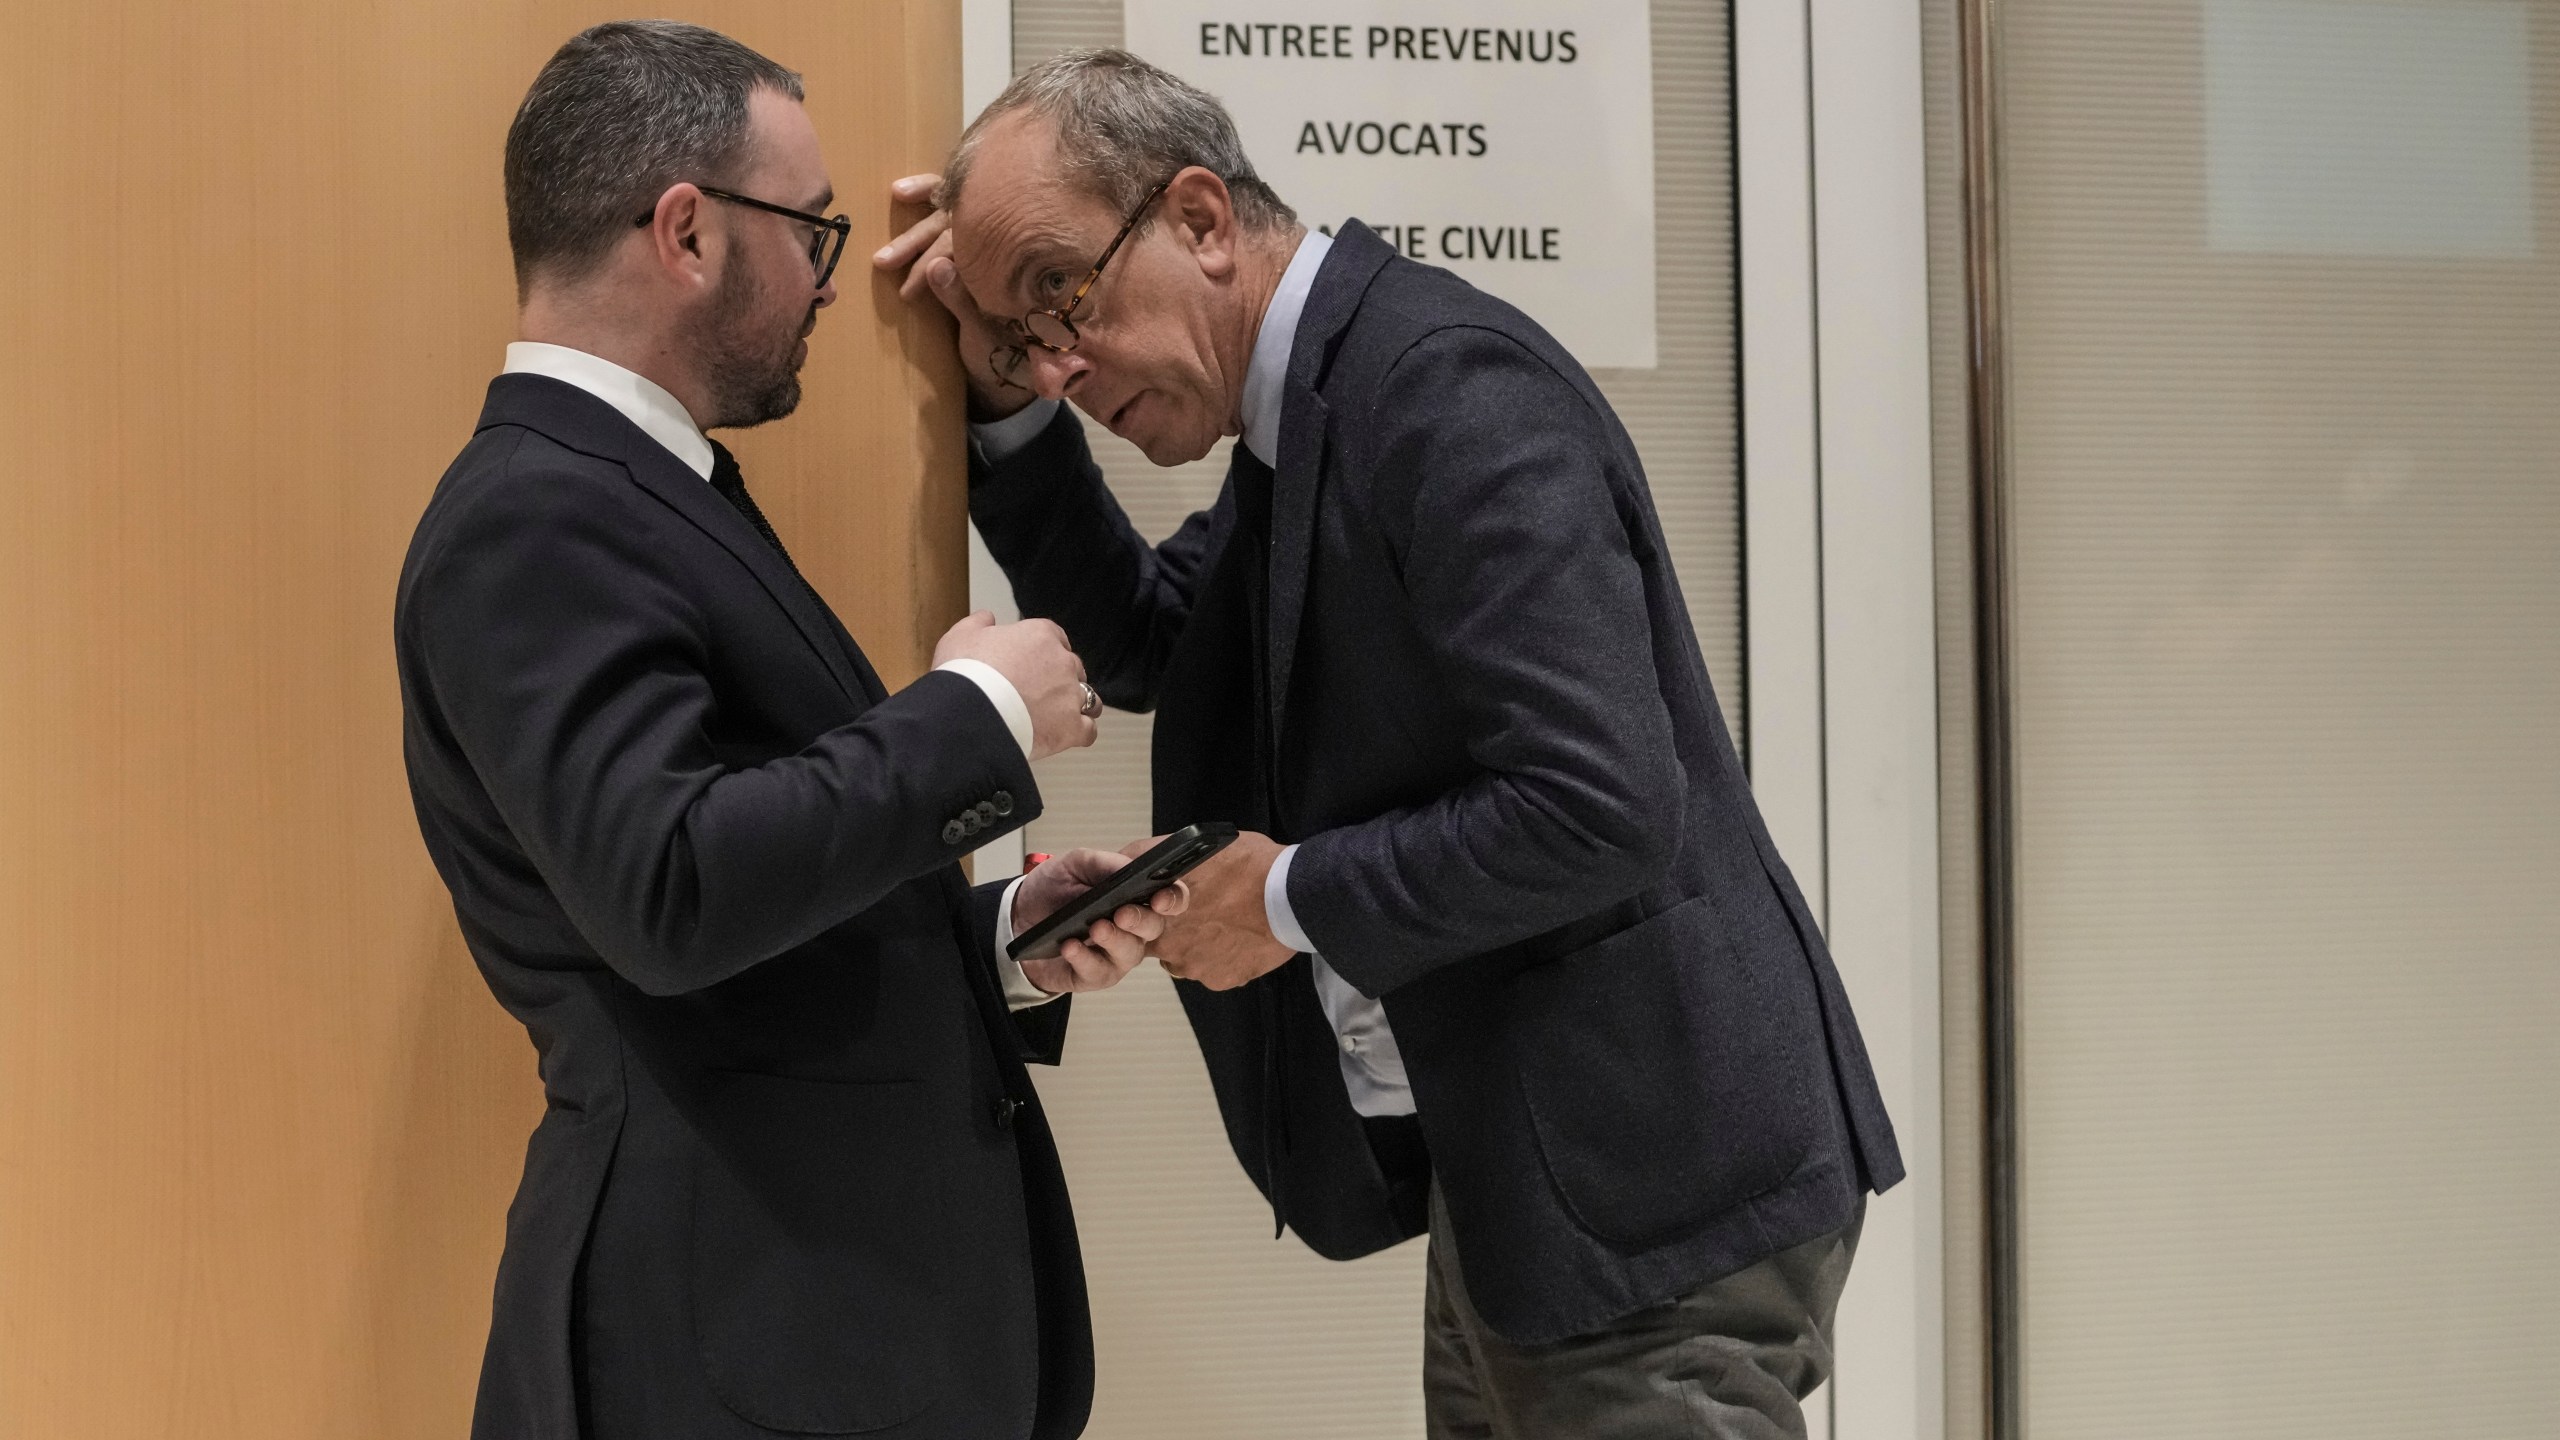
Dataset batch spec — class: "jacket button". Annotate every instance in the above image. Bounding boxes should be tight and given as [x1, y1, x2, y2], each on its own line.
[962, 812, 986, 836]
[992, 790, 1015, 817]
[942, 819, 966, 845]
[973, 800, 997, 825]
[991, 1096, 1021, 1129]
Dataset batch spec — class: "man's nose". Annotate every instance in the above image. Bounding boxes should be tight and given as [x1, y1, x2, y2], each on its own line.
[1026, 347, 1089, 400]
[813, 271, 838, 309]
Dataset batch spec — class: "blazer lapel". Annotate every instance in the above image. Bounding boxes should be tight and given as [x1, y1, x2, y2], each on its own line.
[815, 608, 892, 706]
[478, 375, 874, 709]
[1265, 223, 1395, 747]
[627, 444, 877, 709]
[1263, 382, 1326, 748]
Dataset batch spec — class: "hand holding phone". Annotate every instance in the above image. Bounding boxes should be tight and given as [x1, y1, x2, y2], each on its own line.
[1008, 823, 1238, 963]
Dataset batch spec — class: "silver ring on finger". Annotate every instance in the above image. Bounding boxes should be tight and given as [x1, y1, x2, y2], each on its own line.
[1078, 682, 1103, 718]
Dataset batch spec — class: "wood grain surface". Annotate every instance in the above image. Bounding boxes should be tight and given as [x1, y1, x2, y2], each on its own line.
[0, 5, 963, 1434]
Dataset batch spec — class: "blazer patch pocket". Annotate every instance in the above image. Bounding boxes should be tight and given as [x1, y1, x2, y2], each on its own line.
[689, 1072, 950, 1434]
[1510, 894, 1830, 1247]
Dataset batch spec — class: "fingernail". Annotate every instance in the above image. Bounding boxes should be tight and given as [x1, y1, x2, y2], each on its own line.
[872, 245, 893, 262]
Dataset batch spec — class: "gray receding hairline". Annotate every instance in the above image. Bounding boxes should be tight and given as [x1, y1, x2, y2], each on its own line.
[939, 48, 1296, 234]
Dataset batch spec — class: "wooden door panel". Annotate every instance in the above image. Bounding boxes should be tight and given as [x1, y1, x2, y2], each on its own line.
[0, 6, 961, 1435]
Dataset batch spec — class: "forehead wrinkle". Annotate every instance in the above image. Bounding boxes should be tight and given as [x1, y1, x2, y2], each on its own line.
[954, 199, 1086, 311]
[1004, 223, 1088, 300]
[958, 111, 1123, 305]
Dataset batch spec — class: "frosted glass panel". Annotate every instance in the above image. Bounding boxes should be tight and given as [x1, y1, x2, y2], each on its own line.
[2001, 1, 2560, 1436]
[2204, 0, 2534, 256]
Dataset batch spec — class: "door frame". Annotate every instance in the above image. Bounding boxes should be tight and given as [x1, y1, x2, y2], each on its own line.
[1738, 0, 1944, 1434]
[962, 0, 1028, 881]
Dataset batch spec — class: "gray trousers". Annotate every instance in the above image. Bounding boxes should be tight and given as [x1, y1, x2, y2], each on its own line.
[1422, 1189, 1863, 1440]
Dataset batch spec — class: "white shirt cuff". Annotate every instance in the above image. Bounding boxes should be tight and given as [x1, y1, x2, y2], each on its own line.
[994, 875, 1063, 1009]
[1264, 843, 1315, 955]
[970, 397, 1063, 466]
[933, 658, 1034, 759]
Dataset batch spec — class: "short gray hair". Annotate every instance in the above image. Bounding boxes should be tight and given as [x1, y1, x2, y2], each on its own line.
[505, 21, 804, 293]
[941, 49, 1295, 233]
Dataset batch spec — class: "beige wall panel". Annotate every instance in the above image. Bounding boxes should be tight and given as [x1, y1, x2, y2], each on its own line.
[1999, 3, 2560, 1435]
[0, 3, 964, 1436]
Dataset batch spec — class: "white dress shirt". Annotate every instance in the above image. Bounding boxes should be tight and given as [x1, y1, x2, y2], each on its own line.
[505, 342, 1059, 1010]
[969, 233, 1417, 1114]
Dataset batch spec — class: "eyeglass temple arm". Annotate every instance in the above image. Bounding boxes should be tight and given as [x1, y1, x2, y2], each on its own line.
[1063, 180, 1173, 314]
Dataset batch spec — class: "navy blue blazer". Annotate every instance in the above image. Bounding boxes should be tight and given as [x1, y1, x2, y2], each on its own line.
[972, 221, 1903, 1344]
[397, 375, 1088, 1439]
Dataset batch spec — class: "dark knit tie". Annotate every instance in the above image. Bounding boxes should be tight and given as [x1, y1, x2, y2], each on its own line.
[707, 440, 806, 578]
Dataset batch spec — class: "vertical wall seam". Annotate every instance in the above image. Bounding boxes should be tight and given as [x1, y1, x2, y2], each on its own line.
[1803, 0, 1833, 943]
[1955, 0, 2021, 1432]
[1729, 0, 1755, 778]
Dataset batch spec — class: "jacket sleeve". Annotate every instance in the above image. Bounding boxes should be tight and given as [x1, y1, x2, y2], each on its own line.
[405, 443, 1040, 997]
[968, 402, 1219, 712]
[970, 875, 1073, 1065]
[1288, 327, 1685, 997]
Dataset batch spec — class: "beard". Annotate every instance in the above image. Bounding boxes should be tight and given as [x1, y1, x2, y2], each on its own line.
[694, 257, 815, 430]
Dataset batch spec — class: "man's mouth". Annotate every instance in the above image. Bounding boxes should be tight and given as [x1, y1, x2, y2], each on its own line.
[1108, 392, 1143, 431]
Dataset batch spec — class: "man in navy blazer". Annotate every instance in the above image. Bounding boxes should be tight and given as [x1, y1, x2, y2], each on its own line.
[399, 24, 1184, 1440]
[883, 47, 1902, 1440]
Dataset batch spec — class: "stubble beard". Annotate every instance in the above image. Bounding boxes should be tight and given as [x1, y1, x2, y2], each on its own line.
[696, 258, 814, 431]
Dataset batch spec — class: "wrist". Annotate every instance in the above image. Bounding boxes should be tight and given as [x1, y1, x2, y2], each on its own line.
[966, 384, 1038, 425]
[1262, 842, 1314, 954]
[969, 396, 1063, 469]
[930, 657, 1034, 760]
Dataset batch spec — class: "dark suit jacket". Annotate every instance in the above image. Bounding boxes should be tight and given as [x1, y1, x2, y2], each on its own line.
[396, 374, 1089, 1439]
[971, 221, 1903, 1345]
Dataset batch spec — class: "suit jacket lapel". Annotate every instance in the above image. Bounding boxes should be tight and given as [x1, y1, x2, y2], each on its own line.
[1264, 382, 1326, 749]
[815, 608, 891, 706]
[1265, 223, 1395, 748]
[478, 375, 874, 709]
[631, 445, 877, 709]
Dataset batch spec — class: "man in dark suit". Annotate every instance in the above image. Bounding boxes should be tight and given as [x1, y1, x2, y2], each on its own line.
[398, 24, 1180, 1440]
[878, 50, 1904, 1438]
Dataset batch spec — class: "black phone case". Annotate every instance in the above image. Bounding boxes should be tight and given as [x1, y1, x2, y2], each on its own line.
[1006, 823, 1240, 962]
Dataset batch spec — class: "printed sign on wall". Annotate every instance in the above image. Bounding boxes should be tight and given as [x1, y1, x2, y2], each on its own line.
[1123, 2, 1658, 368]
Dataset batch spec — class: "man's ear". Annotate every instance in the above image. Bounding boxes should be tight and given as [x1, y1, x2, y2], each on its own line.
[638, 183, 717, 289]
[1165, 166, 1240, 280]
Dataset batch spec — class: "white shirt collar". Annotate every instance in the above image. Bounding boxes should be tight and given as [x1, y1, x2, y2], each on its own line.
[1237, 230, 1333, 468]
[502, 341, 716, 481]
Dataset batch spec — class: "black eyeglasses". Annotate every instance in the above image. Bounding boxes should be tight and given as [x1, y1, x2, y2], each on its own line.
[633, 186, 852, 289]
[990, 178, 1174, 388]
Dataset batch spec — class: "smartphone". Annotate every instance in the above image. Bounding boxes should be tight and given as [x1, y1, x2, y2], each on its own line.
[1006, 822, 1239, 963]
